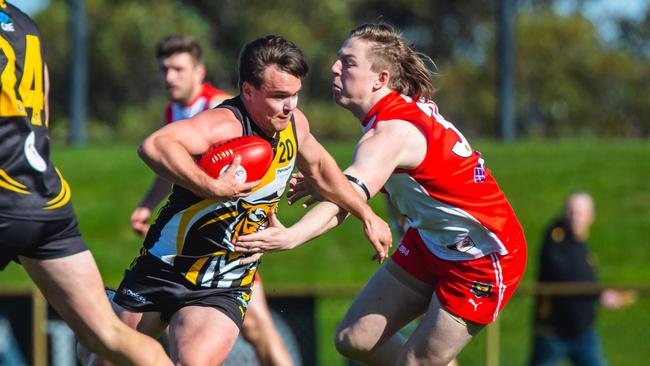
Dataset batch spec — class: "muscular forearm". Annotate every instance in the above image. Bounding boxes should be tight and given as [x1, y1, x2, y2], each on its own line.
[138, 138, 211, 196]
[306, 153, 373, 221]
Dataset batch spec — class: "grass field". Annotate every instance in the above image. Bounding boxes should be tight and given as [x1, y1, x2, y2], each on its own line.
[1, 139, 648, 364]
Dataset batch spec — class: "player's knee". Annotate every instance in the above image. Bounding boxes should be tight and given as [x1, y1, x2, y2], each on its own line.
[334, 326, 373, 359]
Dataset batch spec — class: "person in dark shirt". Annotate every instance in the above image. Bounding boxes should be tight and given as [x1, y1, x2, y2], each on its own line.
[529, 192, 635, 366]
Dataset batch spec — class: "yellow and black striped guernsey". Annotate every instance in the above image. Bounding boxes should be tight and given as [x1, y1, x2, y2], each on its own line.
[139, 96, 298, 289]
[0, 2, 73, 220]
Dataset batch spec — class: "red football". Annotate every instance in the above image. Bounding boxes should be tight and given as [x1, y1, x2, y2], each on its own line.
[197, 136, 273, 183]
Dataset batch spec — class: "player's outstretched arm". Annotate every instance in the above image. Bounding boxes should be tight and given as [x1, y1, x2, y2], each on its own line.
[234, 201, 345, 260]
[130, 176, 173, 236]
[291, 111, 391, 261]
[238, 114, 426, 261]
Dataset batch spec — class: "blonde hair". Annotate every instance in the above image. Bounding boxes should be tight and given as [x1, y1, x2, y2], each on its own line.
[349, 23, 436, 100]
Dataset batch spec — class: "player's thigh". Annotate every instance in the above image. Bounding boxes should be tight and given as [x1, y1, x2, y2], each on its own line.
[169, 305, 240, 365]
[20, 251, 118, 337]
[398, 294, 484, 366]
[338, 260, 433, 345]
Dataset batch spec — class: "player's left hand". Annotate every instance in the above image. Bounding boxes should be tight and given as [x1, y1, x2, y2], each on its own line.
[287, 172, 323, 208]
[233, 211, 297, 254]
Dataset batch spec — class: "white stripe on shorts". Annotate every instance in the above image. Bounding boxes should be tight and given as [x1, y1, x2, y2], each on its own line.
[490, 253, 507, 321]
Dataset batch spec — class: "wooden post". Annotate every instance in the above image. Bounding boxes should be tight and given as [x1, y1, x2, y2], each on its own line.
[485, 318, 500, 366]
[32, 287, 47, 366]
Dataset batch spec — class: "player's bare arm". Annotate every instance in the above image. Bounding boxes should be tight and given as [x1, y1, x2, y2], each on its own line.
[130, 116, 177, 235]
[291, 109, 393, 260]
[138, 108, 258, 200]
[288, 119, 425, 206]
[343, 119, 427, 193]
[237, 119, 427, 257]
[130, 176, 173, 236]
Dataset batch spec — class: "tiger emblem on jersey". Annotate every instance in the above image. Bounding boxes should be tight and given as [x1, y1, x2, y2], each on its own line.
[231, 199, 278, 241]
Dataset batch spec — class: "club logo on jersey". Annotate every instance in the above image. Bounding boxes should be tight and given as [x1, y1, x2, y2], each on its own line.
[474, 157, 486, 183]
[231, 200, 278, 240]
[24, 131, 47, 172]
[0, 11, 14, 32]
[470, 282, 493, 298]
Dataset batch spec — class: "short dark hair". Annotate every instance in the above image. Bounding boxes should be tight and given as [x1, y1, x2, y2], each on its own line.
[238, 35, 309, 90]
[156, 34, 203, 64]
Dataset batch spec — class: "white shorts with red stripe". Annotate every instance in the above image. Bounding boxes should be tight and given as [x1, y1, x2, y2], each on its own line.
[391, 227, 527, 324]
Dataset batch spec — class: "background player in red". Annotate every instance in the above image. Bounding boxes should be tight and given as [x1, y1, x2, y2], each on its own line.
[127, 34, 293, 365]
[234, 23, 527, 365]
[0, 2, 172, 365]
[130, 34, 230, 236]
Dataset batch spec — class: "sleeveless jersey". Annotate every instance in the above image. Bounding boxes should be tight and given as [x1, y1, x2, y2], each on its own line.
[0, 3, 73, 220]
[163, 83, 231, 124]
[141, 96, 298, 289]
[365, 91, 524, 261]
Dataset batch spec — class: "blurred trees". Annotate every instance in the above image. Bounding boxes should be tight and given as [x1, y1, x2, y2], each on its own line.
[33, 0, 650, 142]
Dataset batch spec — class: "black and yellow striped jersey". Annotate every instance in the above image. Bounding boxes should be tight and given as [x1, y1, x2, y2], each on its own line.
[0, 2, 73, 220]
[140, 97, 299, 289]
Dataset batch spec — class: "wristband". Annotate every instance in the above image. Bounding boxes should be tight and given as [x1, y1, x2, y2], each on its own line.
[345, 174, 371, 200]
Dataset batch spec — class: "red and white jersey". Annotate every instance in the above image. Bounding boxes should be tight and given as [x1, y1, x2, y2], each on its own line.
[164, 83, 231, 124]
[364, 91, 524, 261]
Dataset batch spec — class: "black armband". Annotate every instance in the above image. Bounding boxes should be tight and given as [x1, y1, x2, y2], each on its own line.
[345, 174, 371, 201]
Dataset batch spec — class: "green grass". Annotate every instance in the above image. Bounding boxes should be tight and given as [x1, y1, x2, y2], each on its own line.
[1, 139, 649, 364]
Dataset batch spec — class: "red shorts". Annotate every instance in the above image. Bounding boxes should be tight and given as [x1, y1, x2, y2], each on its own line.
[391, 228, 526, 324]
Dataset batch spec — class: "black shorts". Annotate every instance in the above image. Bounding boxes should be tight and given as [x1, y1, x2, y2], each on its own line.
[113, 254, 251, 329]
[0, 216, 88, 270]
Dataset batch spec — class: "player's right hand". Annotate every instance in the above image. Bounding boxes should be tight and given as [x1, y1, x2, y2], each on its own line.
[204, 155, 260, 200]
[130, 207, 152, 236]
[362, 212, 393, 264]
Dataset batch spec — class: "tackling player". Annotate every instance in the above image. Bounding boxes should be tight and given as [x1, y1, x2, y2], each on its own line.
[234, 23, 527, 366]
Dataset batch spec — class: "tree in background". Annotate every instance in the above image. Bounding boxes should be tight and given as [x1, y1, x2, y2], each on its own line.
[36, 0, 215, 142]
[33, 0, 650, 142]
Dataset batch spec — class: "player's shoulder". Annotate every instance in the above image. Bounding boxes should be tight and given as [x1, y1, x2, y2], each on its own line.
[2, 2, 39, 34]
[0, 0, 36, 26]
[202, 83, 233, 107]
[292, 108, 307, 123]
[291, 108, 309, 136]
